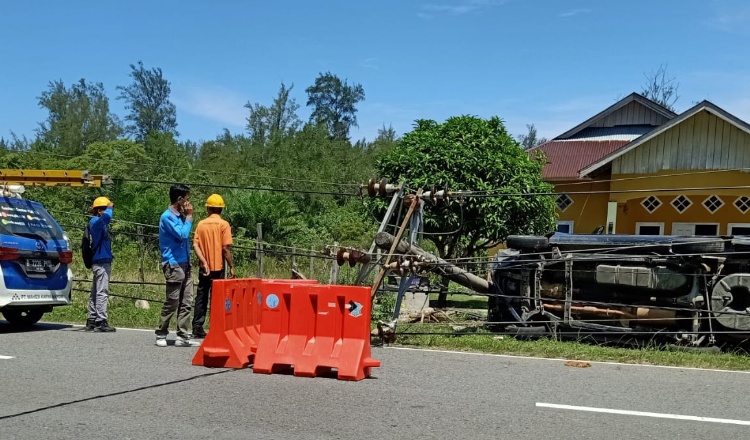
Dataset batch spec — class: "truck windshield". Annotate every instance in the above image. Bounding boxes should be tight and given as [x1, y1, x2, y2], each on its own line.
[0, 198, 65, 241]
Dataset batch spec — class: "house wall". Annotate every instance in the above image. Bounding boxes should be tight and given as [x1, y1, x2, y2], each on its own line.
[610, 170, 750, 234]
[613, 110, 750, 174]
[591, 101, 671, 128]
[553, 180, 611, 234]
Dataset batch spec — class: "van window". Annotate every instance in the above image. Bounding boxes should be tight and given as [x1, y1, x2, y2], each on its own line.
[0, 198, 65, 241]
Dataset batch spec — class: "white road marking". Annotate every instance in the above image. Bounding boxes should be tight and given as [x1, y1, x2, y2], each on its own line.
[0, 355, 15, 360]
[387, 346, 750, 374]
[536, 403, 750, 426]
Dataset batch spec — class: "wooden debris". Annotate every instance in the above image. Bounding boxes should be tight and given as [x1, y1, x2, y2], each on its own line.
[371, 321, 396, 345]
[401, 307, 454, 323]
[564, 361, 592, 368]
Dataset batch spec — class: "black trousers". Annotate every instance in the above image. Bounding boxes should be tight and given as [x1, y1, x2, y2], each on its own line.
[192, 269, 225, 331]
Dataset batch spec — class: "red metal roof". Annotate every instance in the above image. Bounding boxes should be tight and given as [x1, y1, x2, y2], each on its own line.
[532, 140, 629, 180]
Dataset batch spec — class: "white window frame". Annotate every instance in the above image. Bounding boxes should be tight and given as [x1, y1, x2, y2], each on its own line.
[670, 195, 693, 214]
[636, 222, 665, 235]
[640, 195, 662, 214]
[734, 196, 750, 214]
[728, 223, 750, 236]
[556, 220, 574, 234]
[701, 195, 725, 215]
[556, 194, 574, 212]
[671, 222, 720, 236]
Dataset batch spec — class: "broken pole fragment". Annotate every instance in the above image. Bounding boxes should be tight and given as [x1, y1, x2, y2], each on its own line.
[373, 232, 492, 294]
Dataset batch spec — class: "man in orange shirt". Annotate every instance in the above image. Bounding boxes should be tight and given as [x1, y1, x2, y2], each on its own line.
[191, 194, 235, 338]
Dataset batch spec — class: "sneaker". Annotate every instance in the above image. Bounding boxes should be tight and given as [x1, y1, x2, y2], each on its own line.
[192, 329, 207, 339]
[94, 320, 116, 332]
[155, 337, 168, 347]
[175, 337, 201, 347]
[85, 319, 96, 331]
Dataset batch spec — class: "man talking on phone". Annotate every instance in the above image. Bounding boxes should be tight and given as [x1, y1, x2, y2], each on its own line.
[155, 184, 200, 347]
[191, 193, 235, 339]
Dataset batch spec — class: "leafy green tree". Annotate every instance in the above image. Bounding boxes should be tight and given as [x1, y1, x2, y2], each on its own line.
[305, 72, 365, 140]
[365, 124, 400, 159]
[117, 61, 178, 140]
[245, 82, 301, 144]
[517, 124, 547, 150]
[36, 79, 122, 155]
[222, 189, 307, 246]
[375, 116, 556, 304]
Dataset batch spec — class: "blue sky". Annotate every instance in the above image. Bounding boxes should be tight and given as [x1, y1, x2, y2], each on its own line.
[2, 0, 749, 144]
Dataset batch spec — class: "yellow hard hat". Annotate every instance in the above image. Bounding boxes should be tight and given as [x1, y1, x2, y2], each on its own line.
[206, 194, 225, 208]
[92, 196, 111, 209]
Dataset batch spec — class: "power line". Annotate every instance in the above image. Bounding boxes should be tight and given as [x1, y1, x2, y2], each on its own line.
[539, 167, 750, 187]
[457, 184, 750, 198]
[115, 177, 356, 197]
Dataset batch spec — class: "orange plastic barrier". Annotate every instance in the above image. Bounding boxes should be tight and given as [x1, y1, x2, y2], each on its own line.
[252, 281, 381, 381]
[192, 278, 261, 368]
[192, 278, 318, 369]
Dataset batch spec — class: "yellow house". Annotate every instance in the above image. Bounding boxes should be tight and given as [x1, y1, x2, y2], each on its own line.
[534, 93, 750, 236]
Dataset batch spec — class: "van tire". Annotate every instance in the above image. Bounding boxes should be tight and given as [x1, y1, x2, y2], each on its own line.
[506, 235, 549, 252]
[2, 308, 45, 327]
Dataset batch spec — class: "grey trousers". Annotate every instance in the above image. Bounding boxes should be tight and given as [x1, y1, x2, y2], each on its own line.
[156, 263, 194, 339]
[88, 263, 111, 324]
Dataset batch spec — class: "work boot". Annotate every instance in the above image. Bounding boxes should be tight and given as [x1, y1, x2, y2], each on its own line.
[85, 318, 96, 331]
[94, 320, 116, 332]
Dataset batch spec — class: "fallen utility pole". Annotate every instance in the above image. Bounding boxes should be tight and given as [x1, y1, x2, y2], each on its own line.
[374, 232, 491, 294]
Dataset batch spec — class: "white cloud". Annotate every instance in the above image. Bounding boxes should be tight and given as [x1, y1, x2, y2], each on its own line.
[559, 8, 591, 18]
[361, 58, 379, 70]
[706, 3, 750, 34]
[419, 0, 505, 17]
[172, 85, 247, 128]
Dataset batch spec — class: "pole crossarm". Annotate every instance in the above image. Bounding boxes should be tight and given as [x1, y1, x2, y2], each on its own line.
[0, 169, 113, 188]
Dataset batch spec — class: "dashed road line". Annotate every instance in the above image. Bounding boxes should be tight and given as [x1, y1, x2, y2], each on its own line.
[536, 402, 750, 426]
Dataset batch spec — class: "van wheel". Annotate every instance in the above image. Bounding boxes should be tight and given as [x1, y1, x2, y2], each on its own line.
[506, 235, 549, 252]
[2, 308, 45, 327]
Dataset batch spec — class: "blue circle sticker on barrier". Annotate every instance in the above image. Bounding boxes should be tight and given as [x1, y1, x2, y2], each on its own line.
[266, 293, 279, 309]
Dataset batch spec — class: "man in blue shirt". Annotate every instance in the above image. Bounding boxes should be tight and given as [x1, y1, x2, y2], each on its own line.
[155, 184, 200, 347]
[87, 196, 116, 332]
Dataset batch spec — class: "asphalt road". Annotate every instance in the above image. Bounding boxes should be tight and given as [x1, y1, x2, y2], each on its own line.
[1, 322, 750, 439]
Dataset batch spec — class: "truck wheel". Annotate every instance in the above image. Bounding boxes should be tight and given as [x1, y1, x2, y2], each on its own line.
[2, 308, 45, 328]
[671, 237, 725, 254]
[506, 235, 549, 252]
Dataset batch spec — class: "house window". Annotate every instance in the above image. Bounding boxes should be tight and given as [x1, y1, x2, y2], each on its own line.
[671, 195, 692, 213]
[728, 223, 750, 236]
[734, 196, 750, 214]
[636, 222, 664, 235]
[556, 194, 573, 212]
[672, 222, 719, 236]
[641, 196, 662, 213]
[702, 195, 724, 214]
[556, 221, 574, 234]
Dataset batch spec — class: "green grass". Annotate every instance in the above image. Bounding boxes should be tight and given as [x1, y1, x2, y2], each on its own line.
[428, 292, 488, 310]
[391, 322, 750, 371]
